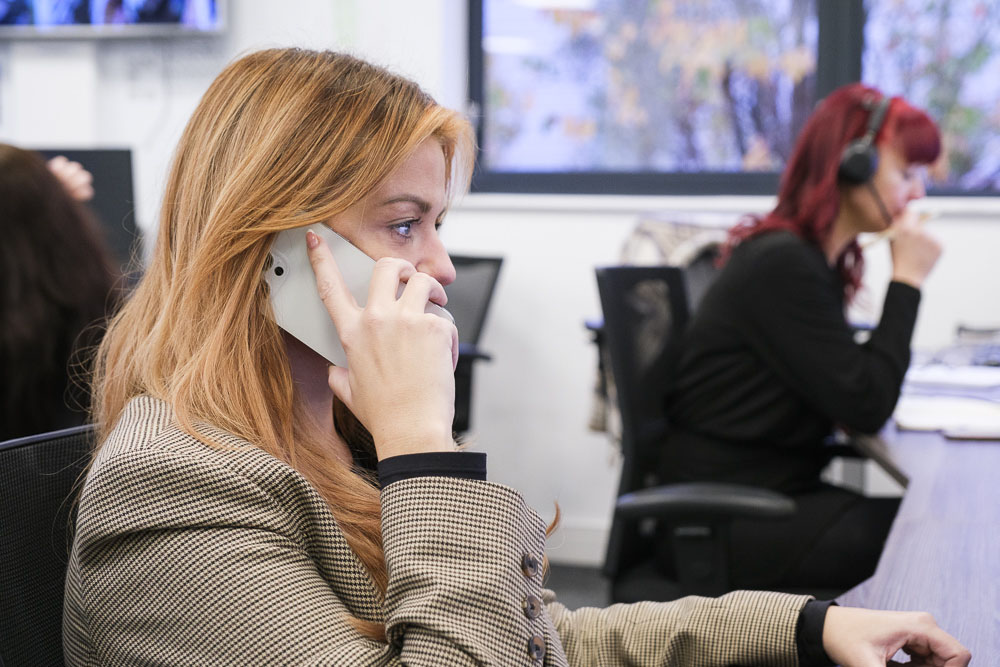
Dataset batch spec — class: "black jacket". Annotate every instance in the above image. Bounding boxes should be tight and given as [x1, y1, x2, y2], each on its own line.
[664, 230, 920, 492]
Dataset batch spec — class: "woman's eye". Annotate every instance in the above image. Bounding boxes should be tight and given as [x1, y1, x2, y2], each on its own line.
[389, 220, 416, 238]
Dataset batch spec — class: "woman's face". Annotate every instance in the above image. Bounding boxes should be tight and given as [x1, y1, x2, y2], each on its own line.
[327, 138, 456, 286]
[844, 141, 927, 233]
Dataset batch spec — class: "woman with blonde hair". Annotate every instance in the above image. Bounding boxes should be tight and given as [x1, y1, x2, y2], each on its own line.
[64, 48, 969, 666]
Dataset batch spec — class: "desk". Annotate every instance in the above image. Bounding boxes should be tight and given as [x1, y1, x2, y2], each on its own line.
[837, 425, 1000, 659]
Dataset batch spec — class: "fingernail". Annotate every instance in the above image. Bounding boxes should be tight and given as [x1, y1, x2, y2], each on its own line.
[306, 230, 319, 249]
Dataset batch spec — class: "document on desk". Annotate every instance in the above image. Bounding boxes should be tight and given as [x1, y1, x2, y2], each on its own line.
[904, 364, 1000, 390]
[894, 394, 1000, 440]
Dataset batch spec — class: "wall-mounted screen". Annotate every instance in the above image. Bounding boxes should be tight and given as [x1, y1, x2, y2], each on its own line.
[469, 0, 840, 194]
[0, 0, 224, 38]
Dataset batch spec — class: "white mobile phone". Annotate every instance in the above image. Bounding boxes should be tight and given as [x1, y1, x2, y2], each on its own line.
[265, 222, 454, 367]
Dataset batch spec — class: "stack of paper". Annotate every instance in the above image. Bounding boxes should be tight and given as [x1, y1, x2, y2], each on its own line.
[894, 394, 1000, 439]
[904, 364, 1000, 390]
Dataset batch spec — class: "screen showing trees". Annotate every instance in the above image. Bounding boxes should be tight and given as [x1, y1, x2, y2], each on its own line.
[483, 0, 817, 175]
[472, 0, 1000, 195]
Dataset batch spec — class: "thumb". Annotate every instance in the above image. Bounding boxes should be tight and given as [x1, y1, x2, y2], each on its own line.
[327, 365, 353, 408]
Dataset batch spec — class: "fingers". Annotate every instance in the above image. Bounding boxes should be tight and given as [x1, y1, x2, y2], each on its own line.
[396, 271, 449, 312]
[305, 230, 359, 331]
[449, 322, 460, 371]
[896, 211, 922, 231]
[917, 622, 972, 666]
[886, 614, 971, 667]
[368, 257, 450, 314]
[824, 607, 971, 667]
[390, 269, 459, 369]
[327, 364, 352, 407]
[47, 155, 95, 202]
[367, 256, 417, 309]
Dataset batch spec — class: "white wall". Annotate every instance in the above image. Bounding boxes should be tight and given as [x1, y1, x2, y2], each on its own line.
[3, 0, 1000, 565]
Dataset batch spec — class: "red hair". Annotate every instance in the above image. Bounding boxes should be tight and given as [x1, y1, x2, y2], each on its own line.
[723, 83, 941, 301]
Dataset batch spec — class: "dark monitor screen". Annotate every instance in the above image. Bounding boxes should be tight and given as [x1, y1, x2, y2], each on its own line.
[34, 148, 142, 274]
[445, 255, 503, 347]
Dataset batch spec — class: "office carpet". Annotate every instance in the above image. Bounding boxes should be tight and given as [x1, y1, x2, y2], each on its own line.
[545, 564, 609, 610]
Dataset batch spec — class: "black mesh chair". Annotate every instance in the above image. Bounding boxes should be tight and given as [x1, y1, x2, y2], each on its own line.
[0, 424, 95, 667]
[595, 266, 796, 603]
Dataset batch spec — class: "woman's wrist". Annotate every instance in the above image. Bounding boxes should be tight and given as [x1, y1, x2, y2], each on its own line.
[890, 271, 924, 289]
[373, 428, 456, 460]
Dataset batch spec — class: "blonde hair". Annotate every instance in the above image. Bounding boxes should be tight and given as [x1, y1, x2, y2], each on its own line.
[92, 48, 475, 639]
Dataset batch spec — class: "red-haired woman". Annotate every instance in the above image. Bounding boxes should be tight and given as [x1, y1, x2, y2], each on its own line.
[663, 83, 942, 594]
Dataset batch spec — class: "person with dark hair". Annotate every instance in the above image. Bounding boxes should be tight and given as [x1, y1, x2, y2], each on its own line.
[662, 82, 943, 593]
[0, 144, 119, 441]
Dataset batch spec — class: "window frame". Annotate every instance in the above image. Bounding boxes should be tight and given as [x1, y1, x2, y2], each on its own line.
[467, 0, 864, 195]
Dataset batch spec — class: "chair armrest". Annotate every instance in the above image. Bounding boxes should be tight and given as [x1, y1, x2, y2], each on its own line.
[616, 482, 796, 521]
[825, 443, 866, 459]
[457, 343, 492, 362]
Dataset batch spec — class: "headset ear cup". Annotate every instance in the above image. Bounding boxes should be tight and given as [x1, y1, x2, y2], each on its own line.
[838, 142, 878, 184]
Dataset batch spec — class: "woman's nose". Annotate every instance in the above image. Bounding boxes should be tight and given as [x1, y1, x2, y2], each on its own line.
[417, 236, 456, 287]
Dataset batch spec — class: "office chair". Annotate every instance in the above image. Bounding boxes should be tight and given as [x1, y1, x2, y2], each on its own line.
[595, 266, 796, 602]
[0, 424, 95, 667]
[678, 242, 720, 314]
[445, 255, 503, 434]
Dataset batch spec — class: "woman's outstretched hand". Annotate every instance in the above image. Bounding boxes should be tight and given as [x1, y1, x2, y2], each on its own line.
[306, 230, 458, 460]
[823, 606, 971, 666]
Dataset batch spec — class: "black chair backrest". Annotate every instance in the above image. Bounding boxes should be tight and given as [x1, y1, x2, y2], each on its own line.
[596, 266, 691, 494]
[681, 243, 721, 314]
[445, 255, 503, 346]
[0, 425, 95, 667]
[596, 266, 691, 578]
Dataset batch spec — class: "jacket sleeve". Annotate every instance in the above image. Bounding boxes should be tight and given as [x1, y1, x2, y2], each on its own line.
[544, 589, 810, 667]
[740, 243, 920, 433]
[70, 441, 811, 667]
[68, 443, 553, 666]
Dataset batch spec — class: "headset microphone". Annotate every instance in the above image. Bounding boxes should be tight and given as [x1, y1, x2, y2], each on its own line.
[865, 181, 894, 227]
[839, 94, 894, 228]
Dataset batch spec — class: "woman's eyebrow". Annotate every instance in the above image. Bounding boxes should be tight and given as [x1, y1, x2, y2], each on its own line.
[378, 194, 431, 214]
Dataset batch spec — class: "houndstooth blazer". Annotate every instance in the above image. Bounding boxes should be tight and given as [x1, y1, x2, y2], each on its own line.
[64, 396, 811, 666]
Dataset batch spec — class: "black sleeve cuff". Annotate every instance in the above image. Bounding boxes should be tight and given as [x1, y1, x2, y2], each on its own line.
[378, 451, 487, 489]
[796, 599, 837, 666]
[886, 280, 922, 309]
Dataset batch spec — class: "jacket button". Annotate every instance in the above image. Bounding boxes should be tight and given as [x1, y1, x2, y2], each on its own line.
[523, 594, 542, 619]
[528, 635, 545, 661]
[521, 553, 540, 578]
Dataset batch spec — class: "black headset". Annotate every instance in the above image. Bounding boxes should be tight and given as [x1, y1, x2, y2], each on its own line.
[837, 95, 891, 185]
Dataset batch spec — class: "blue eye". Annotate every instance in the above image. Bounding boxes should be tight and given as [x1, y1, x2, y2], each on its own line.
[390, 220, 415, 238]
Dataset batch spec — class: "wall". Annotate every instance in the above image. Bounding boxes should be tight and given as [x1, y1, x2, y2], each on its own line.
[2, 0, 999, 565]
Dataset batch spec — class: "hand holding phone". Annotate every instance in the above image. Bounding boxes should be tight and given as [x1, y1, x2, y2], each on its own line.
[265, 222, 454, 368]
[267, 224, 458, 458]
